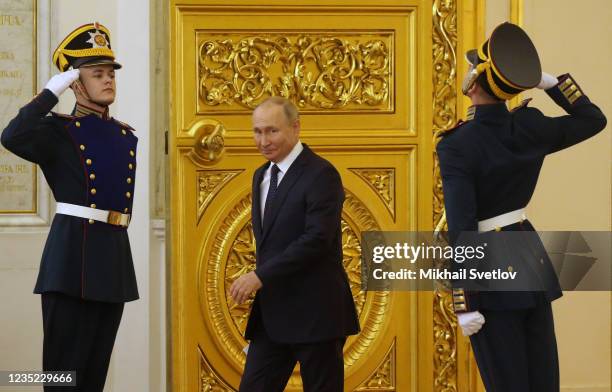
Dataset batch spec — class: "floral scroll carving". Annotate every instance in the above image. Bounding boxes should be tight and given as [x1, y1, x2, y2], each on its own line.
[432, 0, 459, 391]
[198, 32, 392, 112]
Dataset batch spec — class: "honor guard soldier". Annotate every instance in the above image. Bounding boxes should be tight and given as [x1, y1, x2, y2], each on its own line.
[1, 22, 138, 391]
[436, 23, 607, 391]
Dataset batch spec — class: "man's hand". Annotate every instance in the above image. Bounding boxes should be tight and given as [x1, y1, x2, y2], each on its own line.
[230, 271, 263, 304]
[457, 311, 486, 336]
[537, 72, 559, 90]
[45, 69, 80, 98]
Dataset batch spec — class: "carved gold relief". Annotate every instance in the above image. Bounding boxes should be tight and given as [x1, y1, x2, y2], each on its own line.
[202, 191, 390, 382]
[350, 168, 396, 220]
[356, 340, 396, 391]
[433, 289, 458, 392]
[340, 191, 390, 370]
[197, 32, 392, 113]
[432, 0, 458, 229]
[205, 195, 252, 368]
[199, 346, 235, 392]
[197, 170, 244, 223]
[433, 0, 459, 391]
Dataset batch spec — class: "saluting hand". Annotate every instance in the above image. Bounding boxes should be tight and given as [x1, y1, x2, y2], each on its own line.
[537, 72, 559, 90]
[44, 69, 80, 98]
[230, 271, 263, 304]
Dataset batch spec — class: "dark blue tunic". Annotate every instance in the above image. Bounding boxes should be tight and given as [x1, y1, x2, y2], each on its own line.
[437, 74, 607, 311]
[1, 89, 139, 302]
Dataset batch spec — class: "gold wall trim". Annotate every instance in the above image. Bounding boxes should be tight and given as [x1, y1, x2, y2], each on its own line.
[198, 345, 235, 391]
[341, 191, 390, 369]
[197, 31, 393, 114]
[433, 290, 458, 392]
[349, 168, 396, 220]
[178, 4, 416, 12]
[432, 0, 459, 391]
[356, 339, 396, 391]
[197, 170, 244, 224]
[204, 193, 252, 370]
[432, 0, 457, 228]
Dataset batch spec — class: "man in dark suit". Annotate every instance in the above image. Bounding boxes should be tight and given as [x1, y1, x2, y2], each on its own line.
[1, 23, 138, 391]
[230, 96, 360, 392]
[437, 23, 607, 391]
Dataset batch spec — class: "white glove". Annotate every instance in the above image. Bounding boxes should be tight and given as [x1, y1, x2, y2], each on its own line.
[537, 72, 558, 90]
[44, 69, 80, 98]
[457, 311, 485, 336]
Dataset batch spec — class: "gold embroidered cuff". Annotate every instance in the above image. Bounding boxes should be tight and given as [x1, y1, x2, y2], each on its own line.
[452, 288, 468, 312]
[559, 75, 583, 105]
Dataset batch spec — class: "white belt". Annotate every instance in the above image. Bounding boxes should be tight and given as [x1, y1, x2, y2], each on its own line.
[56, 202, 131, 227]
[478, 208, 526, 232]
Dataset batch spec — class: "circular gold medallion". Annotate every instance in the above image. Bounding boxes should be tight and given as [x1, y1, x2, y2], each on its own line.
[94, 34, 107, 47]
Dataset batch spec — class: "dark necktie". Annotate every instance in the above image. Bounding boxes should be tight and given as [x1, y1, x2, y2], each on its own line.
[263, 164, 280, 226]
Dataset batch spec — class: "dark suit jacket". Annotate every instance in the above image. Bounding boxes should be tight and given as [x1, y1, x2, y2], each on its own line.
[1, 89, 139, 303]
[245, 144, 360, 344]
[437, 74, 607, 311]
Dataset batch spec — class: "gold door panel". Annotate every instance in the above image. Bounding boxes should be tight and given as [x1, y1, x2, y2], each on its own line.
[173, 4, 416, 137]
[170, 1, 484, 390]
[176, 148, 415, 390]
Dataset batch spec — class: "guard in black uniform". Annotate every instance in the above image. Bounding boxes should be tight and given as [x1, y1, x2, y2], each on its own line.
[436, 23, 607, 391]
[1, 22, 139, 391]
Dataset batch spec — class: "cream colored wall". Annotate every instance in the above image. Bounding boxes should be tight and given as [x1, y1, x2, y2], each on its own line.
[485, 1, 612, 391]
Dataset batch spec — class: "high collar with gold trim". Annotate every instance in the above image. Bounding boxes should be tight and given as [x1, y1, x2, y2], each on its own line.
[72, 102, 110, 120]
[465, 102, 509, 121]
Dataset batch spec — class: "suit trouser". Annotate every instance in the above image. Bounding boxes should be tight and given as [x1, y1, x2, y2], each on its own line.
[239, 322, 345, 392]
[41, 292, 124, 392]
[470, 298, 559, 392]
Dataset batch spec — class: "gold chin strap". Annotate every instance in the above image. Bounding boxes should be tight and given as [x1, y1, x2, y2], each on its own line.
[473, 39, 521, 100]
[75, 74, 92, 101]
[74, 74, 109, 109]
[461, 68, 479, 95]
[462, 59, 518, 101]
[461, 59, 491, 96]
[484, 66, 515, 100]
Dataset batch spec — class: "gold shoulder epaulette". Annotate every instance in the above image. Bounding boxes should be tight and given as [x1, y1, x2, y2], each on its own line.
[435, 120, 466, 139]
[466, 105, 476, 121]
[113, 118, 135, 132]
[511, 97, 532, 112]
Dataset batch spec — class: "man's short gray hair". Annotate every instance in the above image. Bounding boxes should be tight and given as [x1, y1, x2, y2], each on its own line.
[255, 96, 299, 124]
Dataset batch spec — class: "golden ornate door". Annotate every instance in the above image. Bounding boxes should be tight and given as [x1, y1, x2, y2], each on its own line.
[169, 0, 483, 391]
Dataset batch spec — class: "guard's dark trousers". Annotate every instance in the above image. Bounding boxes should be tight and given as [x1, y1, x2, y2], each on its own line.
[41, 292, 123, 392]
[470, 296, 559, 392]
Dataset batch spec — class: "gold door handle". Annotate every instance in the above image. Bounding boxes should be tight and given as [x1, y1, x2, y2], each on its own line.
[189, 119, 226, 165]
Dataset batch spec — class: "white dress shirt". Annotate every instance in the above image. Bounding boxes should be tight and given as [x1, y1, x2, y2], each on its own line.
[259, 141, 304, 221]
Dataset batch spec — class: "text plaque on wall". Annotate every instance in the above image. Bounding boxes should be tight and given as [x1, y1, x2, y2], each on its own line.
[0, 0, 37, 214]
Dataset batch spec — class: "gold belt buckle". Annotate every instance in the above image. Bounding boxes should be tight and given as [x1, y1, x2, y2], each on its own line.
[107, 210, 130, 227]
